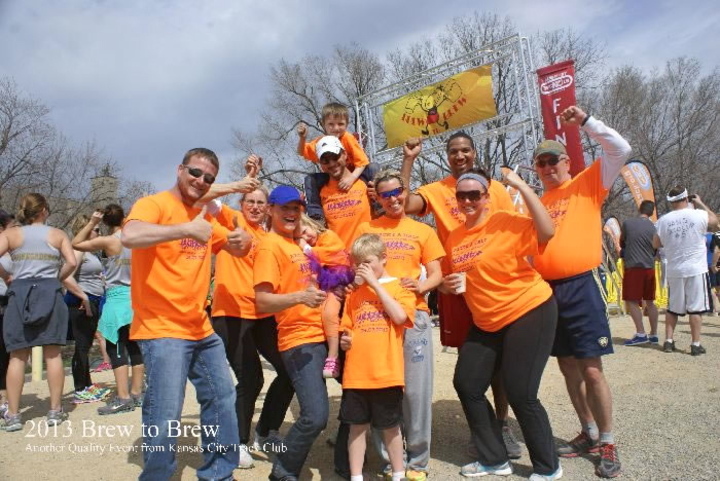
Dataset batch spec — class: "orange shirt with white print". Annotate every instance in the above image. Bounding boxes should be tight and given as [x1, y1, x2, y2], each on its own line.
[212, 204, 268, 319]
[356, 216, 445, 312]
[533, 161, 606, 281]
[340, 278, 415, 389]
[127, 191, 230, 341]
[416, 176, 514, 243]
[254, 231, 325, 351]
[445, 211, 552, 332]
[302, 131, 370, 170]
[320, 178, 372, 249]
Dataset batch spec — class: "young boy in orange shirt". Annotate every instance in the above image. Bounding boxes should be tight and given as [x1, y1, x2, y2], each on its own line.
[340, 233, 415, 481]
[297, 102, 377, 221]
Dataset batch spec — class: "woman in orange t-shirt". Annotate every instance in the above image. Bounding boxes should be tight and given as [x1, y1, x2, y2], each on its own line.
[442, 169, 562, 479]
[211, 185, 294, 465]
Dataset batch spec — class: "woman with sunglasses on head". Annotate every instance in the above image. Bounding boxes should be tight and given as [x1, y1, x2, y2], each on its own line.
[72, 204, 145, 415]
[64, 214, 110, 404]
[355, 169, 445, 481]
[443, 168, 562, 480]
[209, 157, 294, 469]
[0, 193, 77, 431]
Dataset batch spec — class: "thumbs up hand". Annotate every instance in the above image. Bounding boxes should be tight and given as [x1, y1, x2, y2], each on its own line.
[185, 205, 213, 244]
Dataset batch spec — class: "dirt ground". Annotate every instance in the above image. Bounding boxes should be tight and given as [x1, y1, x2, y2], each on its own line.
[1, 313, 719, 480]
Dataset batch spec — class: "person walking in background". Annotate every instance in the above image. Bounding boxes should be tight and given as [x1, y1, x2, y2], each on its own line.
[64, 214, 110, 404]
[71, 205, 145, 415]
[620, 200, 660, 346]
[0, 194, 77, 432]
[654, 189, 718, 356]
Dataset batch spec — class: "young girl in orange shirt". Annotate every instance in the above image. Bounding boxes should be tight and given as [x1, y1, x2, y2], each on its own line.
[296, 214, 354, 378]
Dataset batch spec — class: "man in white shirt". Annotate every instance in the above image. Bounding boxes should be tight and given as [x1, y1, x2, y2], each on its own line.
[654, 187, 719, 355]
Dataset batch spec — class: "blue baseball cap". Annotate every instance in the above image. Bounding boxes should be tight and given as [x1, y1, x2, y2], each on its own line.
[268, 185, 306, 206]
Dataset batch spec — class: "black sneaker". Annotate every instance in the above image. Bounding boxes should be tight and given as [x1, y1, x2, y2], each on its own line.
[663, 340, 676, 353]
[690, 344, 706, 356]
[595, 443, 622, 478]
[557, 431, 599, 457]
[98, 397, 135, 415]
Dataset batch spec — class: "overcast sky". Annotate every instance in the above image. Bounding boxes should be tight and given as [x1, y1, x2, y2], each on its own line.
[1, 0, 718, 193]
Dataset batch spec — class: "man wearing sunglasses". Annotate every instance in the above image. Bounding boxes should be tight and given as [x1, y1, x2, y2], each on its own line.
[316, 135, 372, 249]
[532, 106, 631, 479]
[122, 147, 253, 481]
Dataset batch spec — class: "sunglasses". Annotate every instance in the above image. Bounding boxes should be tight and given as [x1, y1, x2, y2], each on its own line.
[534, 156, 562, 168]
[455, 190, 488, 202]
[182, 165, 216, 184]
[378, 186, 404, 199]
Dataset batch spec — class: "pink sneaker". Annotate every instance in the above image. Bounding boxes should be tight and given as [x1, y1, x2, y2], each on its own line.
[92, 361, 112, 373]
[322, 357, 340, 378]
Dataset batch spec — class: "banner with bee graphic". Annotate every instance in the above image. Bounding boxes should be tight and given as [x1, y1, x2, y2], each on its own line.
[381, 64, 497, 148]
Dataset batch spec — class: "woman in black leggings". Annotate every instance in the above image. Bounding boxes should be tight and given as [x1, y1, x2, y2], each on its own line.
[442, 169, 562, 480]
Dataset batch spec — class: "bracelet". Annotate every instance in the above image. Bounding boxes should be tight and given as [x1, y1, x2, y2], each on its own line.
[581, 114, 590, 126]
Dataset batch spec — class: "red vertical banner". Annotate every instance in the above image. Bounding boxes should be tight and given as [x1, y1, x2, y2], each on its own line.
[536, 60, 585, 177]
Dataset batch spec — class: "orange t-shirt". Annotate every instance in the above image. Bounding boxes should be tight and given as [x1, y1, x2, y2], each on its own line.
[355, 216, 445, 312]
[533, 161, 607, 281]
[253, 231, 325, 351]
[212, 205, 268, 319]
[416, 176, 514, 243]
[320, 178, 372, 249]
[127, 191, 229, 341]
[340, 279, 415, 389]
[445, 211, 552, 332]
[302, 131, 369, 169]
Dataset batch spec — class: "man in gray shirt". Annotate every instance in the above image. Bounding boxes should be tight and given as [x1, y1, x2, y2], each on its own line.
[620, 200, 659, 346]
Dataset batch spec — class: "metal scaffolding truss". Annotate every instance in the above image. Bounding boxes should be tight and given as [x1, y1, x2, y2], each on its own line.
[356, 34, 541, 178]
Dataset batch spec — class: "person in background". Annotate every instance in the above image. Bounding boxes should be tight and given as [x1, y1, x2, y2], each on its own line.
[65, 214, 110, 404]
[72, 205, 145, 415]
[0, 193, 76, 431]
[0, 210, 17, 417]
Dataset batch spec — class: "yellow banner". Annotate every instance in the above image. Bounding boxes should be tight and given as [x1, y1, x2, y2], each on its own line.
[382, 65, 497, 148]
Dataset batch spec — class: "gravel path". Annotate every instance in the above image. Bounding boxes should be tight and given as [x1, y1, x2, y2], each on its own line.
[1, 313, 719, 480]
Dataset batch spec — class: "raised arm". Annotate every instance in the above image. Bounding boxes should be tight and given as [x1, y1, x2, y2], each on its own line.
[400, 138, 426, 215]
[501, 169, 554, 244]
[690, 195, 719, 231]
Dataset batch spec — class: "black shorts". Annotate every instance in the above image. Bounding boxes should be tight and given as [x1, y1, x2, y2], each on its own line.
[549, 271, 614, 359]
[339, 387, 403, 429]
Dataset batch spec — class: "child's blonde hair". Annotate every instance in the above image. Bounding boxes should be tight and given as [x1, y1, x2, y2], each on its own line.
[351, 233, 386, 262]
[321, 102, 349, 123]
[300, 213, 327, 234]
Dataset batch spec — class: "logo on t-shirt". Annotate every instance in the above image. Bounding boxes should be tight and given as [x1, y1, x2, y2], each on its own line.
[179, 238, 208, 260]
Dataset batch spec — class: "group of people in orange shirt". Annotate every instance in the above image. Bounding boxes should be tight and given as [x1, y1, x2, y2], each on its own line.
[60, 100, 631, 481]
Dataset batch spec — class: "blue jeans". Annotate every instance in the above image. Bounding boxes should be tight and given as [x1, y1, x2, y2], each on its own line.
[138, 334, 239, 481]
[272, 342, 329, 478]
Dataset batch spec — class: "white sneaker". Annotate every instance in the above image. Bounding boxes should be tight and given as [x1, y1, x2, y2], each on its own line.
[461, 461, 512, 477]
[238, 444, 254, 469]
[529, 465, 563, 480]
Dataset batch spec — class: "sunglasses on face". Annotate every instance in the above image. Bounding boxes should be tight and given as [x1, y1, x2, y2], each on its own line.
[378, 186, 404, 199]
[182, 165, 216, 184]
[455, 190, 488, 202]
[534, 156, 562, 168]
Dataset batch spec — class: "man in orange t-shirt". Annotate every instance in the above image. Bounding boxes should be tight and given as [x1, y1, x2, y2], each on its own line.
[317, 135, 372, 249]
[399, 132, 521, 459]
[532, 106, 631, 479]
[122, 147, 252, 481]
[253, 185, 328, 480]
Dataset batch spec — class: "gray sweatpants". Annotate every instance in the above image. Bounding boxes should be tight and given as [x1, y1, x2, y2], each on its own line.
[373, 310, 434, 472]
